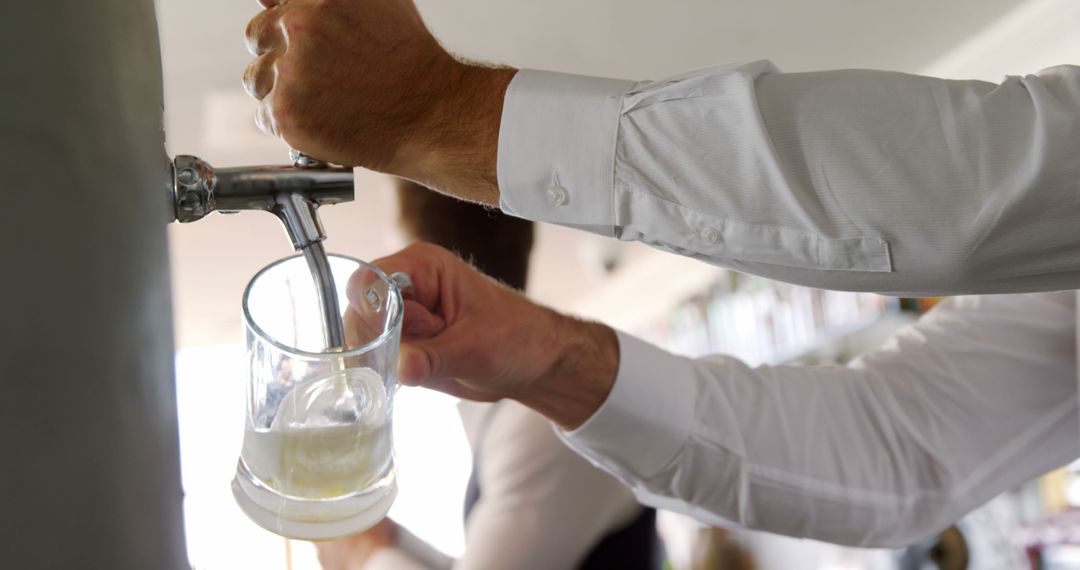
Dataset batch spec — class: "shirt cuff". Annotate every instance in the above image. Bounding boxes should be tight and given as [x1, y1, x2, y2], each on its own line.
[497, 69, 637, 236]
[558, 330, 696, 479]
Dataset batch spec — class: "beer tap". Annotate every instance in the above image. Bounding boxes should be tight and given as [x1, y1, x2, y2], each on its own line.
[169, 152, 351, 349]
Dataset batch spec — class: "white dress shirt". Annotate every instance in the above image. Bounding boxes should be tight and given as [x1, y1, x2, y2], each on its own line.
[498, 62, 1080, 296]
[366, 400, 642, 570]
[563, 293, 1080, 548]
[495, 63, 1080, 548]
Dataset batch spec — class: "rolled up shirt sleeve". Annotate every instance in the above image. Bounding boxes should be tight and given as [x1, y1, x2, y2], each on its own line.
[498, 63, 1080, 296]
[558, 292, 1080, 548]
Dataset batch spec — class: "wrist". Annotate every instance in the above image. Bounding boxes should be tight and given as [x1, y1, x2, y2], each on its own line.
[394, 62, 517, 206]
[517, 313, 619, 430]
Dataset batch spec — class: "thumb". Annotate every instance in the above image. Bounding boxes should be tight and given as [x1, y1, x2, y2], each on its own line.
[397, 331, 474, 386]
[396, 341, 441, 386]
[396, 342, 501, 402]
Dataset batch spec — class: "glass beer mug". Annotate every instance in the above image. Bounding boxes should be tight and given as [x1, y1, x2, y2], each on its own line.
[232, 253, 409, 540]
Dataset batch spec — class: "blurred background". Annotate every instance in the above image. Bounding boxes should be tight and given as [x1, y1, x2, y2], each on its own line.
[158, 0, 1080, 568]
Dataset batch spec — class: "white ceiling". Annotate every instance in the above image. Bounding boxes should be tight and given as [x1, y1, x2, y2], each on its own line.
[158, 0, 1073, 348]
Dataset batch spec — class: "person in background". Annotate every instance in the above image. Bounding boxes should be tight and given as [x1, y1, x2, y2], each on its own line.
[316, 180, 660, 570]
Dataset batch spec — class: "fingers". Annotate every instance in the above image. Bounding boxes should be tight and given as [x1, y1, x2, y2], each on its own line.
[369, 243, 455, 313]
[254, 98, 280, 137]
[396, 329, 481, 386]
[421, 376, 501, 403]
[244, 3, 289, 133]
[397, 343, 435, 385]
[242, 52, 278, 100]
[358, 243, 505, 393]
[397, 344, 498, 402]
[344, 306, 362, 347]
[343, 306, 383, 349]
[244, 5, 286, 56]
[395, 325, 459, 384]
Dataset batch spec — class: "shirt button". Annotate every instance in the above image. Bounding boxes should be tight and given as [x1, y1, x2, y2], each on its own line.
[699, 226, 721, 245]
[546, 185, 569, 207]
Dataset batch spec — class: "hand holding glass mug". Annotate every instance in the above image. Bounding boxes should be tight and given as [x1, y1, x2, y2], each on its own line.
[232, 242, 620, 540]
[359, 242, 620, 431]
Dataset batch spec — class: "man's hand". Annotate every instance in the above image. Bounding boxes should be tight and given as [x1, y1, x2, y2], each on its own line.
[243, 0, 515, 204]
[350, 242, 619, 430]
[315, 519, 397, 570]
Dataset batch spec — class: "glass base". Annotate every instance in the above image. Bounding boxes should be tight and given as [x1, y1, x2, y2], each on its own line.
[231, 463, 397, 541]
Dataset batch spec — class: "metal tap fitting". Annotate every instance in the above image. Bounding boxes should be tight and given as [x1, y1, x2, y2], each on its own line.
[169, 154, 354, 249]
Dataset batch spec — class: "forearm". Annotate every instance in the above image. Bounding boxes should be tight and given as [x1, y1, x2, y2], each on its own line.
[393, 64, 516, 207]
[440, 63, 1080, 295]
[516, 315, 620, 430]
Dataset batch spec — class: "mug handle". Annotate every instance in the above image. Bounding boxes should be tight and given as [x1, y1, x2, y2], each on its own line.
[389, 272, 415, 301]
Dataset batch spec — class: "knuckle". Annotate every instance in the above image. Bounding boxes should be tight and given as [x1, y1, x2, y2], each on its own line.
[245, 7, 285, 55]
[242, 61, 260, 98]
[243, 54, 277, 100]
[406, 241, 432, 255]
[242, 61, 255, 88]
[255, 100, 276, 136]
[245, 19, 268, 54]
[410, 241, 448, 259]
[422, 345, 443, 378]
[278, 8, 311, 37]
[410, 243, 453, 272]
[243, 14, 262, 43]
